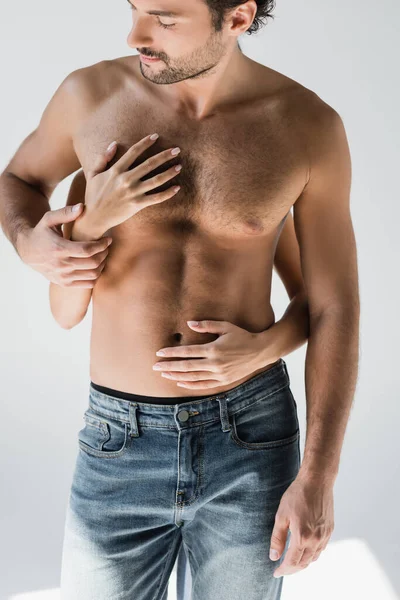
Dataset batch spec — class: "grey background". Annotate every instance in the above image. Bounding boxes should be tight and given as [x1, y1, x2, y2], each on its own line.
[1, 0, 399, 598]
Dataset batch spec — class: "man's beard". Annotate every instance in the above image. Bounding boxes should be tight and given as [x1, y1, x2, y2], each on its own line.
[139, 31, 227, 85]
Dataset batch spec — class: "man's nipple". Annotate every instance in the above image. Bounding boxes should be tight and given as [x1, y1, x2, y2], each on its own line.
[173, 332, 183, 342]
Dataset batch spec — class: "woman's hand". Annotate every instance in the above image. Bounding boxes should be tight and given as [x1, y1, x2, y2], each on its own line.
[152, 320, 275, 390]
[83, 133, 182, 236]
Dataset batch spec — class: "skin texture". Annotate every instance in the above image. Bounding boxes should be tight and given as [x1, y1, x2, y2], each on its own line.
[61, 166, 310, 388]
[36, 49, 316, 399]
[55, 60, 309, 398]
[0, 0, 359, 577]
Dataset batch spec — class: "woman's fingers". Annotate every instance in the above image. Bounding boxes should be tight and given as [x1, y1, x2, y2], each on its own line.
[139, 183, 181, 207]
[112, 133, 160, 173]
[139, 163, 182, 194]
[129, 146, 181, 180]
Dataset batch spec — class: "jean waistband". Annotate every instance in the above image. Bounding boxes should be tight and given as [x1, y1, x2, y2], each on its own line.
[87, 358, 290, 432]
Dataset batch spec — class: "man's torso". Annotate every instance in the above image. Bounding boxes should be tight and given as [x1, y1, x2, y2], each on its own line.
[72, 54, 316, 396]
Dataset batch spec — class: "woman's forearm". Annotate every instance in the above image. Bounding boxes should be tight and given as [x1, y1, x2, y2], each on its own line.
[255, 290, 310, 366]
[49, 213, 102, 329]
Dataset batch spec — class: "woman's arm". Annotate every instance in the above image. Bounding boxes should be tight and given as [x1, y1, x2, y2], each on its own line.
[256, 209, 310, 364]
[49, 170, 97, 329]
[50, 141, 119, 329]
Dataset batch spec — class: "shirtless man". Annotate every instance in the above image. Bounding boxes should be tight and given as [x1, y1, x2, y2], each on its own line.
[61, 166, 309, 600]
[0, 0, 360, 598]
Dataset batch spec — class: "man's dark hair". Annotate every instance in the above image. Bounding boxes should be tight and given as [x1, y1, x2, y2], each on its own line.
[204, 0, 276, 35]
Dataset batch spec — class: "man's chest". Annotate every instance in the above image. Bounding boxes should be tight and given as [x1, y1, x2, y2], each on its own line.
[74, 96, 307, 240]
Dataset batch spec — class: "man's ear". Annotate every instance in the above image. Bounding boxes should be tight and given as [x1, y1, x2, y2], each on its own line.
[228, 2, 258, 38]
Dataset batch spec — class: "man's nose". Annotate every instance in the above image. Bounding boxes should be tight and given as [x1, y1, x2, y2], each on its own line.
[127, 19, 152, 48]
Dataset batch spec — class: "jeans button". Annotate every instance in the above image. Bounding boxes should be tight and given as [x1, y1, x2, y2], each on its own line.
[177, 410, 190, 422]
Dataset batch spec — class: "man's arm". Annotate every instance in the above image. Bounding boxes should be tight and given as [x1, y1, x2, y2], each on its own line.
[268, 102, 359, 577]
[0, 63, 114, 295]
[293, 100, 360, 485]
[0, 69, 82, 255]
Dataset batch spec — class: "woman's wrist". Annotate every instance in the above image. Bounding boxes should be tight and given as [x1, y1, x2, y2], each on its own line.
[69, 209, 107, 241]
[253, 326, 284, 369]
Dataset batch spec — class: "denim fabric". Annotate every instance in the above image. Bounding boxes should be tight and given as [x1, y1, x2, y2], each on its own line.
[60, 358, 300, 600]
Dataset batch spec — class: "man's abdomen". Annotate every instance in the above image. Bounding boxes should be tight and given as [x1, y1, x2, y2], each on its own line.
[89, 240, 277, 397]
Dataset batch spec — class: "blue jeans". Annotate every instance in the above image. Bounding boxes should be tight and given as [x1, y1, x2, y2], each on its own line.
[60, 358, 300, 599]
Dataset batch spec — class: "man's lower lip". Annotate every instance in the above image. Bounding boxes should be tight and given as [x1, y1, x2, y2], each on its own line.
[140, 55, 161, 63]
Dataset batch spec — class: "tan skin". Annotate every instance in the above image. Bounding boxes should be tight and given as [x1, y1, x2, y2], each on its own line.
[45, 59, 313, 399]
[0, 0, 359, 578]
[62, 166, 309, 365]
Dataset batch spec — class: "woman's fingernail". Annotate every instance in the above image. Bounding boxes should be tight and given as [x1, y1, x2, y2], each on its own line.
[150, 133, 159, 140]
[107, 141, 117, 151]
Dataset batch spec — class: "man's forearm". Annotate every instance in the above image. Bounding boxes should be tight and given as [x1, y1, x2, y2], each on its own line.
[298, 306, 360, 485]
[256, 291, 310, 366]
[0, 171, 49, 258]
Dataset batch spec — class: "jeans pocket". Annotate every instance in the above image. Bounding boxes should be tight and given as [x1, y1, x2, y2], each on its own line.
[78, 408, 131, 458]
[229, 384, 300, 450]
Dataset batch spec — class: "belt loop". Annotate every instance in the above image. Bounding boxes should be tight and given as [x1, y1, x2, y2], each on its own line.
[129, 403, 139, 437]
[217, 396, 231, 432]
[281, 358, 290, 384]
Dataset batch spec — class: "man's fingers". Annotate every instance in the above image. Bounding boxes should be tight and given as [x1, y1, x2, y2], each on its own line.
[68, 261, 107, 281]
[57, 236, 112, 258]
[63, 247, 110, 270]
[311, 545, 324, 562]
[274, 530, 331, 575]
[58, 259, 108, 288]
[273, 540, 306, 576]
[269, 515, 289, 561]
[296, 546, 315, 568]
[113, 133, 159, 173]
[44, 204, 84, 227]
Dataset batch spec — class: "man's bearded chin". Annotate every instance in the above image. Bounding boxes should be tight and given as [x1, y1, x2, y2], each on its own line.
[139, 34, 227, 85]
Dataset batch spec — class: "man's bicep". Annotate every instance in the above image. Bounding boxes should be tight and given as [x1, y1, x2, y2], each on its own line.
[293, 109, 358, 318]
[5, 70, 83, 199]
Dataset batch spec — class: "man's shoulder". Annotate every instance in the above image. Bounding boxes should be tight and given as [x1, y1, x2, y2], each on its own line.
[270, 68, 343, 148]
[254, 63, 347, 174]
[63, 55, 140, 105]
[265, 70, 348, 178]
[286, 82, 345, 150]
[253, 61, 340, 123]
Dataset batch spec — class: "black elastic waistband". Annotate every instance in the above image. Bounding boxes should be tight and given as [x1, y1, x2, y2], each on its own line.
[90, 381, 211, 405]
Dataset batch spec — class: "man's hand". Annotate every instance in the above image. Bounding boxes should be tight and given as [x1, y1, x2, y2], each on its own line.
[19, 206, 113, 287]
[152, 319, 275, 390]
[270, 474, 334, 577]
